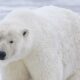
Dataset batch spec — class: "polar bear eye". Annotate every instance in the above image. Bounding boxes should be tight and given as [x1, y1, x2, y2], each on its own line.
[23, 31, 27, 36]
[22, 29, 29, 37]
[9, 40, 14, 44]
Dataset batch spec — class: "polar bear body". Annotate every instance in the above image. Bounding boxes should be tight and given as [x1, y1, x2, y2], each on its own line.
[34, 6, 80, 79]
[0, 6, 80, 80]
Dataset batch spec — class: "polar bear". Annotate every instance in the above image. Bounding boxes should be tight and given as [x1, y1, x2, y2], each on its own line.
[0, 6, 80, 80]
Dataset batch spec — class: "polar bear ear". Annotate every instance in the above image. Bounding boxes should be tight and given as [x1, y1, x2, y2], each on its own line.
[22, 29, 29, 37]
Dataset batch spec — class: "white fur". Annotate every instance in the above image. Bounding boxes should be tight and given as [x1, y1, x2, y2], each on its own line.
[0, 6, 80, 80]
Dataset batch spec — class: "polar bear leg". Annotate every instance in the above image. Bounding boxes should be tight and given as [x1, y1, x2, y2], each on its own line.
[24, 49, 63, 80]
[67, 69, 80, 80]
[2, 60, 32, 80]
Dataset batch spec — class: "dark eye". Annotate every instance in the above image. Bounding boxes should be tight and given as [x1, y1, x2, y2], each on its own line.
[9, 40, 14, 44]
[23, 31, 27, 36]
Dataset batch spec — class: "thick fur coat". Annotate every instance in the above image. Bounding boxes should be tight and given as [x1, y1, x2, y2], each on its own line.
[0, 6, 80, 80]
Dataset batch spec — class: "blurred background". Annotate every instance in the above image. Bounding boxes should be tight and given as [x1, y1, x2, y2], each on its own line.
[0, 0, 80, 19]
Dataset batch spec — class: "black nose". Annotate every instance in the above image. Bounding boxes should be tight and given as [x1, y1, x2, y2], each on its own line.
[0, 51, 6, 60]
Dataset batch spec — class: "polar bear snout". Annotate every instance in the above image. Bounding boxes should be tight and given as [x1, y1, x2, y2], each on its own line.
[0, 51, 6, 60]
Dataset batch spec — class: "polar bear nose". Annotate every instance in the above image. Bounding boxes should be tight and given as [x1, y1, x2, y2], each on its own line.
[0, 51, 6, 60]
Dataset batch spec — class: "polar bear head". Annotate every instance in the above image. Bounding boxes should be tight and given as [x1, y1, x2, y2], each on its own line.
[0, 22, 33, 65]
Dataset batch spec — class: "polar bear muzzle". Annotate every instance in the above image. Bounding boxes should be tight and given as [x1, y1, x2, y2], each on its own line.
[0, 51, 6, 60]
